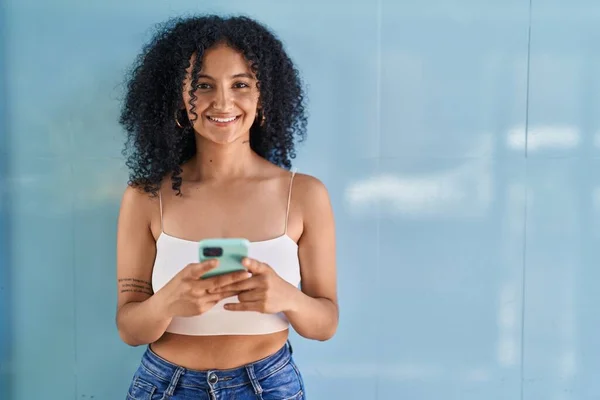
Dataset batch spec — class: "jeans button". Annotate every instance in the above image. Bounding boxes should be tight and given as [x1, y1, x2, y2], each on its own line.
[208, 372, 218, 384]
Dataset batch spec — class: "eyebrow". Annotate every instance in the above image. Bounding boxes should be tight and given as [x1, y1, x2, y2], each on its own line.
[198, 73, 255, 80]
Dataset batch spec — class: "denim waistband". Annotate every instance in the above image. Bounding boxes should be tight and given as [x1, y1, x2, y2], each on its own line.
[140, 341, 293, 391]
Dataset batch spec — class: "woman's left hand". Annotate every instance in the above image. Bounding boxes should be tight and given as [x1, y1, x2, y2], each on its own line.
[211, 257, 298, 314]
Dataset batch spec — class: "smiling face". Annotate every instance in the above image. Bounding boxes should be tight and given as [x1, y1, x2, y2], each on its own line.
[182, 44, 261, 145]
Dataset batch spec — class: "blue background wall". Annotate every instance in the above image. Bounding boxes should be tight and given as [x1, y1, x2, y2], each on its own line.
[2, 0, 600, 399]
[0, 0, 9, 398]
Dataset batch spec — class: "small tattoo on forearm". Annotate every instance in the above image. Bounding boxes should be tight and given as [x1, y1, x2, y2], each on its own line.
[118, 278, 151, 285]
[118, 278, 153, 295]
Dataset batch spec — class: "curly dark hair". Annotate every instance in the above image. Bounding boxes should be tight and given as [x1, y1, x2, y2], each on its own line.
[118, 15, 307, 196]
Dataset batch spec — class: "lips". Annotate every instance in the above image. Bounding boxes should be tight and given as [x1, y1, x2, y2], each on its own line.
[207, 115, 240, 123]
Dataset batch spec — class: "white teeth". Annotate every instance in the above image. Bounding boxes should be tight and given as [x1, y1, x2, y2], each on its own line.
[209, 116, 237, 123]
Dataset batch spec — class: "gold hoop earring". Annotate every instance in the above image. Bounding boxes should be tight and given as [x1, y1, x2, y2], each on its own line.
[174, 109, 185, 129]
[257, 109, 266, 127]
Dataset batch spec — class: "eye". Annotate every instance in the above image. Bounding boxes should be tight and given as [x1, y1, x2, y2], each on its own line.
[233, 82, 250, 89]
[197, 83, 212, 90]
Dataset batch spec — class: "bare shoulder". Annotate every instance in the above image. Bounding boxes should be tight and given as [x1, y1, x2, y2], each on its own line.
[120, 184, 156, 216]
[121, 184, 148, 205]
[292, 173, 332, 209]
[118, 184, 164, 238]
[291, 173, 334, 230]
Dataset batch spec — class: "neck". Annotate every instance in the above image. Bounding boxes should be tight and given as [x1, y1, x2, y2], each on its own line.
[188, 135, 255, 180]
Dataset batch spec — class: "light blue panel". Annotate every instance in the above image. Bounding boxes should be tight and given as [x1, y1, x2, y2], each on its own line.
[5, 1, 163, 160]
[523, 1, 600, 399]
[380, 0, 530, 159]
[523, 159, 600, 399]
[0, 0, 10, 397]
[526, 0, 600, 159]
[377, 2, 530, 396]
[9, 158, 75, 399]
[375, 157, 526, 399]
[6, 1, 77, 398]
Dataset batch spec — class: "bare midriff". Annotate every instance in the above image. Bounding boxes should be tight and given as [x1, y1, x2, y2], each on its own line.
[149, 329, 289, 370]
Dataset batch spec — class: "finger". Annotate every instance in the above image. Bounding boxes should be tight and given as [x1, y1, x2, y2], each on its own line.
[237, 290, 264, 302]
[211, 276, 261, 293]
[224, 301, 262, 312]
[205, 290, 241, 303]
[205, 270, 251, 290]
[241, 257, 268, 274]
[187, 260, 219, 279]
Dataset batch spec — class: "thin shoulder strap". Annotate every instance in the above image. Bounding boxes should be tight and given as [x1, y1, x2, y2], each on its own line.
[284, 168, 297, 235]
[158, 190, 164, 232]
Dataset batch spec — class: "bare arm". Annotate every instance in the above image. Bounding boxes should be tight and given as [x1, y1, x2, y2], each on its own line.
[283, 175, 339, 341]
[115, 186, 172, 346]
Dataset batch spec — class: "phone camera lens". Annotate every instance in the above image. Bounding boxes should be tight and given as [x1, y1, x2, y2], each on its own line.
[203, 247, 223, 257]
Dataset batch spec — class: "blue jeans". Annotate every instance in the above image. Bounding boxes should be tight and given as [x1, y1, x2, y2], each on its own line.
[126, 341, 305, 400]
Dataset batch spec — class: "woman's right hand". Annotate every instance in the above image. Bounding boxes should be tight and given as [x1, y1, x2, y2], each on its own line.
[155, 260, 250, 318]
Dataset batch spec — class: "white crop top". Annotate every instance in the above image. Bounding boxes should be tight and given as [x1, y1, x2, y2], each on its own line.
[151, 170, 301, 336]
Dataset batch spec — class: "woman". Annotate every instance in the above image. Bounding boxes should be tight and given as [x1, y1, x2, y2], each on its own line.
[116, 15, 338, 399]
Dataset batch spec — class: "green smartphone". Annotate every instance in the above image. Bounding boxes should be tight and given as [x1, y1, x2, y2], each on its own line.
[198, 238, 250, 279]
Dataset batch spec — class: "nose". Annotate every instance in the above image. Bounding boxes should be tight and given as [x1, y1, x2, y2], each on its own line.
[212, 86, 233, 111]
